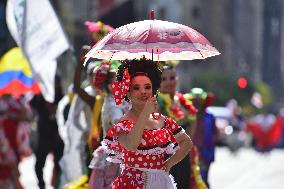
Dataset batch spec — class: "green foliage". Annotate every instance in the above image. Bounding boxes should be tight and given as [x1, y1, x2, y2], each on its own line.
[189, 72, 274, 115]
[254, 82, 273, 106]
[244, 82, 274, 115]
[190, 72, 254, 106]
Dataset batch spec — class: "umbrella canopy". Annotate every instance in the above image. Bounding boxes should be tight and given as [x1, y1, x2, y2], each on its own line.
[0, 48, 41, 96]
[86, 14, 220, 61]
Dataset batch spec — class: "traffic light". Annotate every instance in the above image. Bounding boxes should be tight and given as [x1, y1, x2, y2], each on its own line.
[237, 77, 247, 89]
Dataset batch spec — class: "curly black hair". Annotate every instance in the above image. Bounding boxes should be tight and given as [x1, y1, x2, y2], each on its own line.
[116, 57, 162, 98]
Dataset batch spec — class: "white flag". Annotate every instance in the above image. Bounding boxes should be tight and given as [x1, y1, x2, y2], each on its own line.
[6, 0, 69, 102]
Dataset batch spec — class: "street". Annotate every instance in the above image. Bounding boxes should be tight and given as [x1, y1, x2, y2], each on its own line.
[19, 147, 284, 189]
[209, 147, 284, 189]
[19, 154, 54, 189]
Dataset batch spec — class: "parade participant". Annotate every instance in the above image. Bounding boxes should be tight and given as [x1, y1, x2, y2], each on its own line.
[157, 61, 197, 136]
[185, 88, 217, 188]
[30, 75, 64, 189]
[58, 45, 99, 188]
[57, 88, 90, 188]
[63, 45, 102, 189]
[66, 21, 114, 188]
[70, 45, 122, 188]
[157, 61, 198, 189]
[74, 46, 101, 152]
[102, 57, 193, 188]
[0, 94, 32, 189]
[56, 82, 93, 188]
[88, 60, 128, 189]
[75, 21, 114, 152]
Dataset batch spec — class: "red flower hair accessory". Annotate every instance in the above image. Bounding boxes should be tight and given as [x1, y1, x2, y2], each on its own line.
[111, 69, 131, 106]
[92, 61, 111, 90]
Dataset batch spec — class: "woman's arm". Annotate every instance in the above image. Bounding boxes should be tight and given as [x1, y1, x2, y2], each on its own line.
[185, 120, 196, 139]
[118, 110, 148, 151]
[165, 132, 193, 172]
[118, 97, 156, 151]
[73, 51, 95, 108]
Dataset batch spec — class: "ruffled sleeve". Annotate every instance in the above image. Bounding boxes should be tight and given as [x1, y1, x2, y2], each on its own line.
[165, 117, 186, 139]
[102, 119, 134, 163]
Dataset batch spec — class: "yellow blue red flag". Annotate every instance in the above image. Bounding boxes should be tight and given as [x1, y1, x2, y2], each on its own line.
[0, 47, 41, 96]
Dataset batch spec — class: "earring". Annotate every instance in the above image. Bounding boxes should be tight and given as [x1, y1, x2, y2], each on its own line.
[152, 113, 161, 120]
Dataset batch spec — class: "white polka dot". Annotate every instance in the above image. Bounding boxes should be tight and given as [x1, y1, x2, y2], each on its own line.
[150, 163, 153, 167]
[152, 156, 156, 160]
[157, 162, 160, 165]
[141, 139, 146, 145]
[138, 157, 142, 161]
[146, 155, 149, 159]
[135, 164, 139, 167]
[143, 162, 148, 166]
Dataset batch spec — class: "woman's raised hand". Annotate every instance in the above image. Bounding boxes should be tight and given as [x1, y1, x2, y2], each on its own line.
[142, 97, 158, 115]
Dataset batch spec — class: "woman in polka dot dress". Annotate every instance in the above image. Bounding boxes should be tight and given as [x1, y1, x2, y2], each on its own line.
[102, 58, 193, 189]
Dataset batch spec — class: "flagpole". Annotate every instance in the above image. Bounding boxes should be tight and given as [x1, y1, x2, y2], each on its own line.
[21, 0, 27, 57]
[20, 0, 37, 76]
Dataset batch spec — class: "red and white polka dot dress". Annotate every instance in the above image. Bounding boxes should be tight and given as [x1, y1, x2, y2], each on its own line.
[102, 117, 185, 189]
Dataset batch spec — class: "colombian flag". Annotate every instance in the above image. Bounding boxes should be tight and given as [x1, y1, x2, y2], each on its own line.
[0, 47, 41, 96]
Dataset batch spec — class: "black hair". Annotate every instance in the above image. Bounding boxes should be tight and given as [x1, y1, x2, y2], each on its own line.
[116, 57, 162, 99]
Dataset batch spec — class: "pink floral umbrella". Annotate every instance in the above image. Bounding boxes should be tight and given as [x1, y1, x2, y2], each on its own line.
[86, 11, 220, 61]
